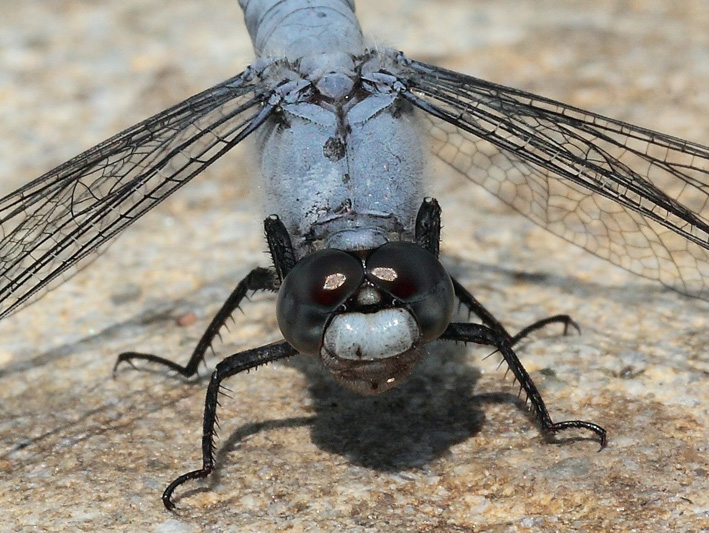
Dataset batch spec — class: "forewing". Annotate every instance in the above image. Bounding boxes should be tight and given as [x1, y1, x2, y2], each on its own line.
[0, 66, 274, 319]
[395, 55, 709, 299]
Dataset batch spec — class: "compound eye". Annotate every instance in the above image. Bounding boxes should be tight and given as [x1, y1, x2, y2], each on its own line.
[277, 249, 363, 355]
[367, 242, 454, 341]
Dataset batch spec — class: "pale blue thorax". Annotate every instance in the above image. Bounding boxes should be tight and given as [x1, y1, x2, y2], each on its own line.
[239, 0, 425, 255]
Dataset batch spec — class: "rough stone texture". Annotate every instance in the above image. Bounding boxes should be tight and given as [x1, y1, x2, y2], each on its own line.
[1, 0, 708, 531]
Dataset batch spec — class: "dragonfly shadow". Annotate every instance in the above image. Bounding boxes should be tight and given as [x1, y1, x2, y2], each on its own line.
[284, 340, 487, 472]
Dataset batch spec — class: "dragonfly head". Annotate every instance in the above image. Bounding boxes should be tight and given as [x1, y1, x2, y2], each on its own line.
[276, 242, 454, 394]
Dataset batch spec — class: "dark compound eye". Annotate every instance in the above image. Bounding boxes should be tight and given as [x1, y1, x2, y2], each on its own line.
[277, 249, 363, 355]
[366, 242, 454, 341]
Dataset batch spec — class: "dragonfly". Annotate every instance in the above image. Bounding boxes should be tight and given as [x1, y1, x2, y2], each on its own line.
[2, 0, 709, 510]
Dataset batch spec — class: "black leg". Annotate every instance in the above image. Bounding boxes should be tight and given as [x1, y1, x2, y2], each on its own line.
[113, 267, 278, 377]
[414, 199, 597, 442]
[264, 214, 296, 282]
[412, 199, 577, 345]
[451, 277, 579, 346]
[441, 322, 606, 447]
[162, 340, 298, 511]
[415, 197, 442, 257]
[509, 314, 580, 345]
[114, 214, 297, 377]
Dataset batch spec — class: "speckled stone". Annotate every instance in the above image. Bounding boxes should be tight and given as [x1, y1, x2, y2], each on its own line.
[1, 1, 708, 531]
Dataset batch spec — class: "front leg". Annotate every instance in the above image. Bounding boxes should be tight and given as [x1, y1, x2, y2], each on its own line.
[412, 198, 578, 345]
[451, 277, 579, 346]
[441, 322, 606, 447]
[113, 267, 279, 377]
[114, 215, 292, 377]
[162, 341, 298, 510]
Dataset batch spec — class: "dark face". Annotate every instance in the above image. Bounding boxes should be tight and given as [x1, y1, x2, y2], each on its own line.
[276, 241, 455, 394]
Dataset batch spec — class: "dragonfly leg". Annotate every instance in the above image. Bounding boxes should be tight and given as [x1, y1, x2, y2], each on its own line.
[264, 214, 296, 281]
[113, 267, 279, 377]
[414, 198, 577, 345]
[441, 322, 606, 448]
[114, 214, 295, 378]
[451, 277, 578, 346]
[509, 314, 580, 345]
[414, 197, 442, 257]
[161, 340, 297, 511]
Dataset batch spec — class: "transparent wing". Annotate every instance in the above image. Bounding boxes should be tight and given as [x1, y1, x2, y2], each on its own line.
[0, 65, 276, 319]
[395, 55, 709, 299]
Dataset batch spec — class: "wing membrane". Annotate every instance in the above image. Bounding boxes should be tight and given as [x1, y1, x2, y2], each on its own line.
[396, 55, 709, 298]
[0, 66, 274, 319]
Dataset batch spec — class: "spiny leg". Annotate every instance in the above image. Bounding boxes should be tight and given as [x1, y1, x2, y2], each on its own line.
[264, 214, 296, 281]
[451, 277, 579, 346]
[441, 322, 606, 447]
[113, 267, 279, 377]
[413, 198, 579, 345]
[162, 341, 297, 511]
[509, 314, 579, 345]
[114, 215, 294, 377]
[414, 197, 442, 257]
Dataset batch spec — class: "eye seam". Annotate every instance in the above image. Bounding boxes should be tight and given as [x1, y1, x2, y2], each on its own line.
[361, 241, 454, 343]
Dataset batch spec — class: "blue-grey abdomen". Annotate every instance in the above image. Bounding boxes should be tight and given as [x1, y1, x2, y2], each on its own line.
[239, 0, 363, 59]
